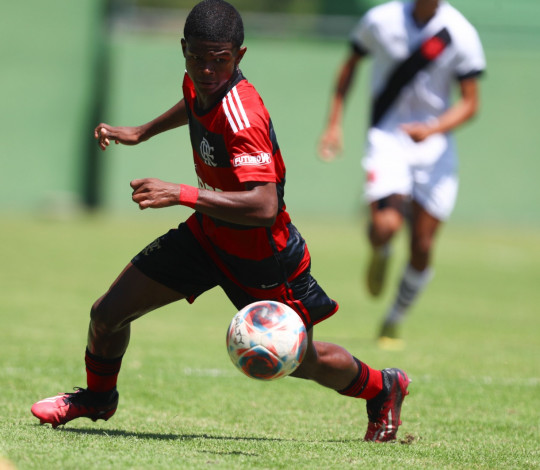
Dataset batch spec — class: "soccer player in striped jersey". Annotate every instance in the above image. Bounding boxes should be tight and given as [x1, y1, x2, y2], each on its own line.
[31, 0, 409, 442]
[318, 0, 485, 348]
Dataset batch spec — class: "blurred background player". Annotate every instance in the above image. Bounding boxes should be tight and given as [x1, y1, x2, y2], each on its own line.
[31, 0, 410, 442]
[318, 0, 485, 347]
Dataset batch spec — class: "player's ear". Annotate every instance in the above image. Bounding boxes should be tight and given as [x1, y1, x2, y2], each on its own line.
[235, 46, 247, 66]
[181, 38, 187, 57]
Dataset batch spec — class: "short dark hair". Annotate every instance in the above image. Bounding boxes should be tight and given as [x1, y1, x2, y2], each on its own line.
[183, 0, 244, 48]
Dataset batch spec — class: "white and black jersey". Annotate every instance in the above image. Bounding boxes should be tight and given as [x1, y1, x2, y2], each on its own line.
[351, 0, 485, 130]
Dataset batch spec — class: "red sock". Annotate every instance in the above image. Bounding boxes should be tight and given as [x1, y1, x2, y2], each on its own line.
[338, 357, 383, 400]
[85, 348, 123, 393]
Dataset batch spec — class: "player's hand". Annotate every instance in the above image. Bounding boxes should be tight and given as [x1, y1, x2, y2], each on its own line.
[401, 121, 437, 143]
[318, 126, 343, 162]
[130, 178, 181, 210]
[94, 123, 143, 151]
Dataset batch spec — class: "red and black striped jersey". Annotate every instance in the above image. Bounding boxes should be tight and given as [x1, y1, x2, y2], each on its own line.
[182, 71, 310, 296]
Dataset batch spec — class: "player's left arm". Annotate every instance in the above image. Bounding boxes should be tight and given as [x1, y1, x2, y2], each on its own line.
[401, 77, 480, 142]
[95, 99, 189, 150]
[130, 178, 278, 227]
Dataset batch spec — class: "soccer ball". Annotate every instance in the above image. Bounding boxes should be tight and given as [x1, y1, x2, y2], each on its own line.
[226, 300, 308, 380]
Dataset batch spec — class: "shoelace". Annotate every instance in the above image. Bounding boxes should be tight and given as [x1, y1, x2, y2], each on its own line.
[62, 387, 87, 406]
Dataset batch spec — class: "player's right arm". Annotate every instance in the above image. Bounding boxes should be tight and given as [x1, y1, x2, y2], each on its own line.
[95, 99, 189, 151]
[318, 52, 363, 162]
[401, 77, 481, 142]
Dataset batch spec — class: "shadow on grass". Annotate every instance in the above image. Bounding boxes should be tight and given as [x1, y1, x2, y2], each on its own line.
[32, 424, 362, 444]
[60, 427, 286, 442]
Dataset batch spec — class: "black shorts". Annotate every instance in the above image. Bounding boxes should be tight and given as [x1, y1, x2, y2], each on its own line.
[131, 222, 338, 329]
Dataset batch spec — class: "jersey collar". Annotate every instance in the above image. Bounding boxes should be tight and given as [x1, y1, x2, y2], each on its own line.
[194, 69, 245, 116]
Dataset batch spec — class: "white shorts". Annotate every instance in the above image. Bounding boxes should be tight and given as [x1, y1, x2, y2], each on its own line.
[362, 128, 459, 221]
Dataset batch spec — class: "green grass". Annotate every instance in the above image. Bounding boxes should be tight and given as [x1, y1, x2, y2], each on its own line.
[1, 215, 539, 469]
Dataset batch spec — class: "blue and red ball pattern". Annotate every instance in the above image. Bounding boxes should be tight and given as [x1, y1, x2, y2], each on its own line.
[226, 301, 308, 380]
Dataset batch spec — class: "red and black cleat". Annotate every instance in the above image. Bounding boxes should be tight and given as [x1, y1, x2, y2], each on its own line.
[31, 387, 118, 428]
[364, 368, 410, 442]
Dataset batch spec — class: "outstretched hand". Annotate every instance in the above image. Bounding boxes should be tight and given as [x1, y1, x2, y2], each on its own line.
[94, 123, 143, 150]
[130, 178, 181, 210]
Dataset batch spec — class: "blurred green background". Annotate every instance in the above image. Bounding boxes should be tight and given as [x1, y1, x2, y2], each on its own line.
[1, 0, 539, 226]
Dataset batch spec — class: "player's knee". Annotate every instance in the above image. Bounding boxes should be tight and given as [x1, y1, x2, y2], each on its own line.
[370, 218, 400, 245]
[90, 295, 121, 332]
[370, 207, 403, 244]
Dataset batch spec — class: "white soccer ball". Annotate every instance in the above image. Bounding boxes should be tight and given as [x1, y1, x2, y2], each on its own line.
[226, 300, 308, 380]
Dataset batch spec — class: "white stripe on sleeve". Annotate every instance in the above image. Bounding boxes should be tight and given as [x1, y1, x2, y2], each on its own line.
[222, 86, 251, 133]
[227, 92, 244, 131]
[222, 97, 239, 133]
[232, 87, 250, 129]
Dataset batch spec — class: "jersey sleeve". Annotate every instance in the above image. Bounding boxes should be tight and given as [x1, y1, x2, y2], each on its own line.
[349, 10, 377, 55]
[454, 24, 486, 79]
[222, 86, 279, 184]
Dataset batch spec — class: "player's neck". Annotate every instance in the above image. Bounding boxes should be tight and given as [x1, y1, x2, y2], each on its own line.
[412, 1, 439, 25]
[195, 68, 240, 112]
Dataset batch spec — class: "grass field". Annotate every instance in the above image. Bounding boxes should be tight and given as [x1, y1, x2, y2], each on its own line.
[0, 214, 539, 469]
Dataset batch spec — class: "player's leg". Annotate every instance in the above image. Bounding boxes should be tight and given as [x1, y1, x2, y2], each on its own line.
[292, 329, 410, 442]
[362, 128, 412, 297]
[31, 263, 186, 428]
[291, 329, 378, 391]
[369, 195, 407, 247]
[366, 194, 407, 296]
[274, 270, 409, 442]
[409, 199, 442, 271]
[378, 201, 440, 343]
[84, 261, 187, 395]
[31, 222, 216, 428]
[377, 149, 458, 345]
[88, 262, 185, 359]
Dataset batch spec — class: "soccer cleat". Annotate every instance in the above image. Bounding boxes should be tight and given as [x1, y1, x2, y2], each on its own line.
[366, 245, 391, 297]
[377, 336, 405, 351]
[377, 321, 405, 350]
[31, 387, 118, 428]
[364, 368, 410, 442]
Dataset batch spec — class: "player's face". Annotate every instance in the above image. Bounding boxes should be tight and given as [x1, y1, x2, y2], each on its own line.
[182, 37, 246, 110]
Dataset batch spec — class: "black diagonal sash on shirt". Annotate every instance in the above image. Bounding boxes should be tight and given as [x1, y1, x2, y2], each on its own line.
[371, 28, 452, 126]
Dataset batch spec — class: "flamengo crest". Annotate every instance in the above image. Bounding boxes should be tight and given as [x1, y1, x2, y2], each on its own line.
[199, 137, 216, 167]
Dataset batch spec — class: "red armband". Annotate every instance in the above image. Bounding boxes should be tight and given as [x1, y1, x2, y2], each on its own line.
[179, 184, 199, 209]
